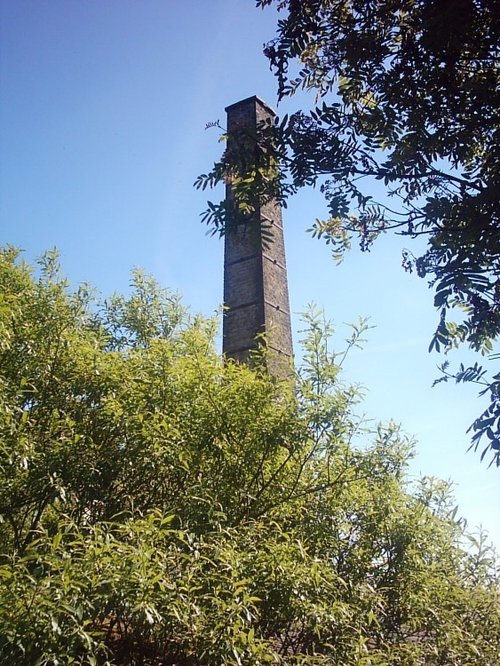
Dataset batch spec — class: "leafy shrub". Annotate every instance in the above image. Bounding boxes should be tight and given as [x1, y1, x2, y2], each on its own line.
[0, 247, 498, 664]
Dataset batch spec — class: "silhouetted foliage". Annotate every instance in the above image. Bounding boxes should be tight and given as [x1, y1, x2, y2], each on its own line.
[198, 0, 499, 463]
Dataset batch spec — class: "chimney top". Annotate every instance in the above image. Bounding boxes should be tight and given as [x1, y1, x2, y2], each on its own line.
[225, 95, 276, 117]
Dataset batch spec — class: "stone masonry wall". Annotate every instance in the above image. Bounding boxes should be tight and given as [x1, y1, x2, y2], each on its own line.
[223, 96, 293, 374]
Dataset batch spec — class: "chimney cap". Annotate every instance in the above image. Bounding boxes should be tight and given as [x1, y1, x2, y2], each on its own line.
[225, 95, 276, 117]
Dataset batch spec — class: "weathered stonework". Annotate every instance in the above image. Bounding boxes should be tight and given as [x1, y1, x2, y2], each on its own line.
[223, 96, 293, 376]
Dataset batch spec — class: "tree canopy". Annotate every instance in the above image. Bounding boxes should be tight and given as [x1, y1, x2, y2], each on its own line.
[0, 247, 498, 664]
[196, 0, 499, 464]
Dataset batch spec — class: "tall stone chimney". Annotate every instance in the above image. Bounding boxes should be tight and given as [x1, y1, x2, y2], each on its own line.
[222, 96, 293, 376]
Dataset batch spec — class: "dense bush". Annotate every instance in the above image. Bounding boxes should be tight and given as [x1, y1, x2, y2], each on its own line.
[0, 247, 498, 664]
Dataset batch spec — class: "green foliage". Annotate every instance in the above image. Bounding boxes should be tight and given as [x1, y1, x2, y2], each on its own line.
[198, 0, 499, 463]
[0, 248, 498, 664]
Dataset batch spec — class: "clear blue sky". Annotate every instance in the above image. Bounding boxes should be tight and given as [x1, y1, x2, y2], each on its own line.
[1, 0, 498, 547]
